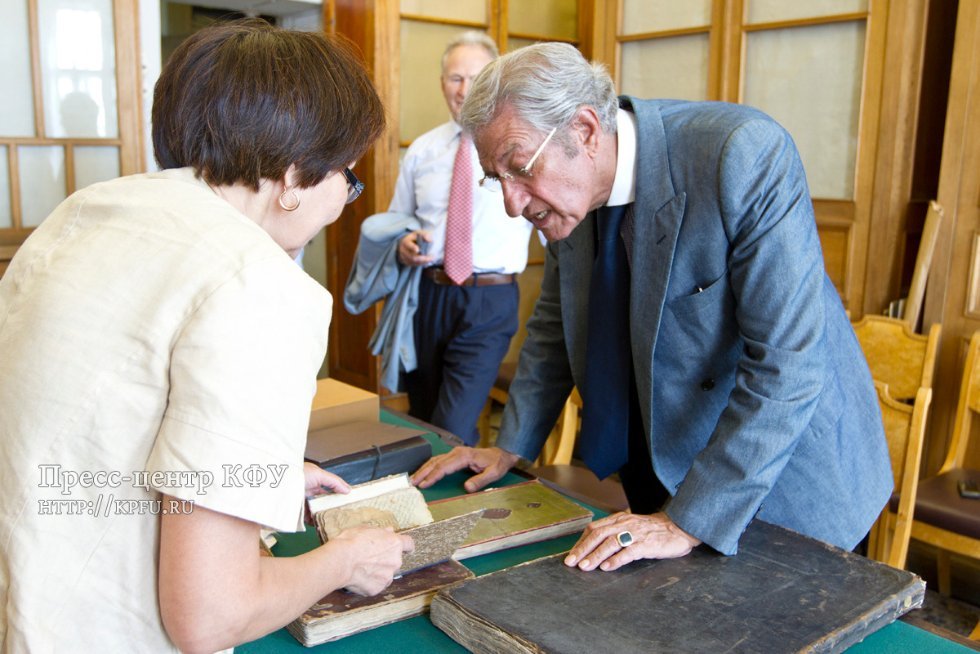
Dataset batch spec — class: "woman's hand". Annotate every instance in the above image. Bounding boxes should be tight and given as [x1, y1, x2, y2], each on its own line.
[303, 461, 350, 497]
[564, 512, 701, 572]
[328, 527, 415, 596]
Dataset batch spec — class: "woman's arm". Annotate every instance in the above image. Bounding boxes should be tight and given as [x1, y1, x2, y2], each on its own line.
[158, 497, 412, 654]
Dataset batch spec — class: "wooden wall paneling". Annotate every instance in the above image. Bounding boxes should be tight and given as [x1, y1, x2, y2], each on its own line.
[327, 0, 400, 392]
[923, 0, 980, 472]
[582, 0, 616, 72]
[27, 0, 44, 138]
[814, 199, 855, 295]
[492, 0, 506, 50]
[717, 0, 743, 103]
[862, 0, 929, 318]
[843, 0, 890, 316]
[113, 0, 145, 176]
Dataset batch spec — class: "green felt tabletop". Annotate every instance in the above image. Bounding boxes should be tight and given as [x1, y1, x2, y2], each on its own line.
[237, 412, 974, 654]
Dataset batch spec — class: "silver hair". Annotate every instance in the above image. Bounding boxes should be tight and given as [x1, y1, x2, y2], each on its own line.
[459, 42, 618, 138]
[441, 31, 499, 72]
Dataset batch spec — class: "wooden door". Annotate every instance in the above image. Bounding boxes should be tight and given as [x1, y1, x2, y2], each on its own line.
[611, 0, 898, 316]
[923, 0, 980, 471]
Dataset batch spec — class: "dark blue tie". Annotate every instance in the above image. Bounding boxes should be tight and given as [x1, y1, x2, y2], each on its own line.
[578, 204, 631, 480]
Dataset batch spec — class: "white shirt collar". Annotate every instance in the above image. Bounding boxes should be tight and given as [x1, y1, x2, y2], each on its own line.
[606, 108, 637, 207]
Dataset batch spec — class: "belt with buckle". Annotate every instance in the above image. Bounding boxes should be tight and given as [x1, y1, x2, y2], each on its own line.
[423, 267, 517, 287]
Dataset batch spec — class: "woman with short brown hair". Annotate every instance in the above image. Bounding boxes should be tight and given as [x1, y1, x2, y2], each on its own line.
[0, 19, 411, 653]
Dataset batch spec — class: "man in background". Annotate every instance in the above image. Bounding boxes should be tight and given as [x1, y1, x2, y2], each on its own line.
[390, 32, 533, 445]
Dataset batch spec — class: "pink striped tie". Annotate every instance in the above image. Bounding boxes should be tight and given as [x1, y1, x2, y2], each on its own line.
[444, 134, 473, 285]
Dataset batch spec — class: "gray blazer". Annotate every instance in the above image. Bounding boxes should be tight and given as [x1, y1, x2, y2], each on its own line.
[497, 98, 892, 555]
[343, 212, 422, 392]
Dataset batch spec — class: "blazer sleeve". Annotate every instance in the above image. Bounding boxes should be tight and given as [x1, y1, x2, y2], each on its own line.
[664, 118, 829, 555]
[495, 240, 576, 461]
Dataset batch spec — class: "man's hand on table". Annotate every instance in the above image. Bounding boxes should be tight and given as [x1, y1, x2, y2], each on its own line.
[564, 511, 701, 572]
[410, 446, 519, 493]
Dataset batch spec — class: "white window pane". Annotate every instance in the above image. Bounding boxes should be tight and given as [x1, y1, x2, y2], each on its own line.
[401, 21, 484, 143]
[747, 0, 867, 24]
[0, 0, 36, 136]
[400, 0, 486, 24]
[74, 146, 119, 191]
[509, 0, 576, 42]
[0, 147, 10, 228]
[620, 35, 709, 102]
[743, 22, 865, 200]
[19, 146, 66, 228]
[38, 0, 118, 138]
[621, 0, 711, 35]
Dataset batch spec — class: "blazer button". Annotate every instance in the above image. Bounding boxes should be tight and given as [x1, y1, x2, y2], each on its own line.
[701, 379, 715, 391]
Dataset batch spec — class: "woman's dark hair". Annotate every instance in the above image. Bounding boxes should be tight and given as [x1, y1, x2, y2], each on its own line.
[152, 19, 384, 190]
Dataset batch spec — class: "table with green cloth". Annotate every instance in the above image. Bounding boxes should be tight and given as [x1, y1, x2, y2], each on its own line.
[238, 412, 974, 654]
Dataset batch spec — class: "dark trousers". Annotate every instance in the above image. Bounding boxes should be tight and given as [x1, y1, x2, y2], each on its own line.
[405, 275, 518, 445]
[618, 371, 670, 514]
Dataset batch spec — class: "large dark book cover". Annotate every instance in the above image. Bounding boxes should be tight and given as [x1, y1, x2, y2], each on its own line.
[431, 520, 926, 654]
[288, 559, 473, 647]
[305, 421, 432, 485]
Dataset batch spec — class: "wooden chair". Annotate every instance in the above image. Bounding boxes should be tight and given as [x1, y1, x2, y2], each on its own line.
[527, 387, 630, 513]
[477, 362, 517, 447]
[477, 363, 577, 466]
[905, 331, 980, 639]
[903, 200, 943, 332]
[867, 382, 932, 569]
[852, 315, 940, 401]
[538, 386, 580, 466]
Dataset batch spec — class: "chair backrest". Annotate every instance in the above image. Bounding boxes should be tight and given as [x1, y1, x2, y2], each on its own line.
[538, 387, 581, 466]
[944, 330, 980, 473]
[904, 200, 943, 332]
[870, 381, 931, 568]
[852, 316, 941, 401]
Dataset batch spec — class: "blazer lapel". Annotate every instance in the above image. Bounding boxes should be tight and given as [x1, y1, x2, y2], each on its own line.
[622, 97, 686, 437]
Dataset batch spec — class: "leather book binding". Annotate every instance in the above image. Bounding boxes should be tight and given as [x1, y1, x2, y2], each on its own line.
[431, 520, 926, 654]
[305, 421, 432, 485]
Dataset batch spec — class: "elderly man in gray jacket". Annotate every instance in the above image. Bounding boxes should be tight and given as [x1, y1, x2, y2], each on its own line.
[412, 43, 892, 569]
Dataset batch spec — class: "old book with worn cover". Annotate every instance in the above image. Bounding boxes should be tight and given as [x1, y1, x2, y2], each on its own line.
[287, 559, 473, 647]
[427, 480, 593, 559]
[305, 421, 432, 485]
[309, 474, 481, 574]
[431, 520, 926, 654]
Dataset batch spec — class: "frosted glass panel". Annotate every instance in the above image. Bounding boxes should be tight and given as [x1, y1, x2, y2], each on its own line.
[0, 0, 36, 136]
[622, 0, 711, 35]
[0, 147, 10, 229]
[400, 0, 485, 24]
[620, 35, 709, 102]
[747, 0, 867, 24]
[19, 146, 66, 228]
[509, 0, 576, 41]
[401, 22, 486, 142]
[506, 37, 540, 52]
[74, 146, 119, 191]
[743, 22, 865, 199]
[38, 0, 118, 138]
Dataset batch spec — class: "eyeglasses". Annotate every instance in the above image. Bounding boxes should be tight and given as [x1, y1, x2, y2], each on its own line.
[342, 167, 364, 204]
[479, 127, 557, 192]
